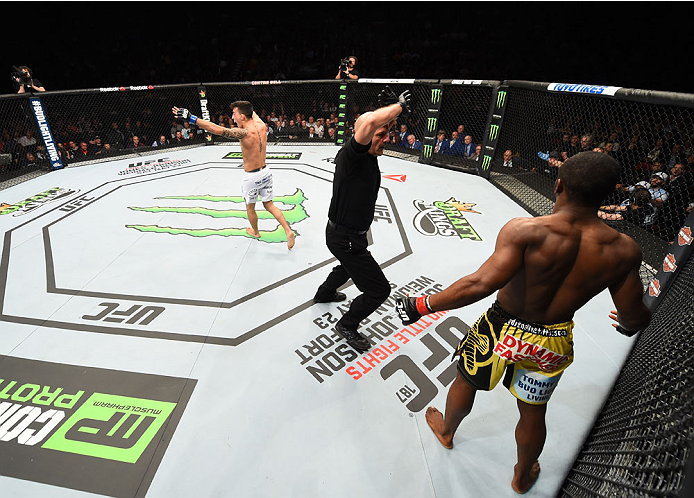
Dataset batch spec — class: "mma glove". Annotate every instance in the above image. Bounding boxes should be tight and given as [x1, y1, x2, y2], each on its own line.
[377, 87, 412, 117]
[378, 86, 399, 107]
[397, 90, 412, 117]
[175, 107, 198, 125]
[395, 295, 434, 326]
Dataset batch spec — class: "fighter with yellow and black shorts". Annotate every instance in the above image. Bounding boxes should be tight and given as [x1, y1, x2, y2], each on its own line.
[453, 301, 574, 405]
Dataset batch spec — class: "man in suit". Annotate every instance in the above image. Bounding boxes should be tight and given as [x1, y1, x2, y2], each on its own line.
[442, 131, 464, 156]
[406, 134, 423, 150]
[462, 135, 477, 159]
[398, 124, 411, 146]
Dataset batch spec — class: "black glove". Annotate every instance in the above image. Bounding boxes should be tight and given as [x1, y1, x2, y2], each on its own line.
[378, 86, 398, 107]
[395, 295, 433, 326]
[174, 107, 198, 124]
[397, 90, 412, 117]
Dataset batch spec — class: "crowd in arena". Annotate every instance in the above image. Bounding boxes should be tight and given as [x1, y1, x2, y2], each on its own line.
[525, 116, 694, 240]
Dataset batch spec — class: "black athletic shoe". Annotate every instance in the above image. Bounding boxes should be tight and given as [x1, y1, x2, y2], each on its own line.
[313, 291, 347, 303]
[335, 322, 371, 352]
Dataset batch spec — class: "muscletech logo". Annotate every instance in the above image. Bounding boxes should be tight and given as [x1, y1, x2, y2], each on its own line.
[427, 117, 437, 133]
[0, 357, 193, 496]
[496, 91, 507, 109]
[431, 88, 441, 104]
[0, 187, 79, 216]
[481, 155, 492, 171]
[126, 188, 309, 244]
[489, 124, 499, 141]
[423, 144, 433, 159]
[412, 197, 482, 241]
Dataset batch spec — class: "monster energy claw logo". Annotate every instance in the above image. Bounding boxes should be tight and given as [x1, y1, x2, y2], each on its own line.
[430, 88, 441, 104]
[489, 124, 499, 141]
[427, 117, 437, 132]
[126, 189, 309, 244]
[482, 155, 492, 171]
[496, 91, 507, 108]
[423, 144, 432, 159]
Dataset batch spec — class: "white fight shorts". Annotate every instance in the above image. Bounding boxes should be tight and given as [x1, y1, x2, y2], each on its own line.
[241, 166, 274, 204]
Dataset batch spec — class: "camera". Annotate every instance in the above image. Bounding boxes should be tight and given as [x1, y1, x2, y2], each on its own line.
[11, 65, 31, 88]
[339, 58, 350, 71]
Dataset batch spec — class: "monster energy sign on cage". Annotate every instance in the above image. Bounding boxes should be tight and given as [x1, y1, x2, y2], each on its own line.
[477, 86, 509, 178]
[420, 84, 443, 165]
[335, 84, 349, 145]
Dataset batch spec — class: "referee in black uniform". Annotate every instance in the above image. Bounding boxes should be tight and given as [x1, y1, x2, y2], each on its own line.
[314, 87, 412, 352]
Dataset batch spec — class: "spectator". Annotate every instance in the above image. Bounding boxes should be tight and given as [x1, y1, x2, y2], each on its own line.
[326, 127, 336, 141]
[666, 143, 687, 170]
[65, 140, 78, 160]
[615, 134, 644, 171]
[441, 131, 464, 156]
[307, 126, 318, 140]
[579, 134, 593, 153]
[172, 130, 184, 144]
[470, 144, 482, 161]
[600, 131, 621, 152]
[89, 137, 103, 155]
[181, 121, 193, 139]
[433, 130, 446, 154]
[106, 123, 125, 149]
[405, 134, 422, 150]
[462, 135, 476, 159]
[76, 141, 91, 158]
[565, 134, 581, 158]
[101, 143, 114, 156]
[456, 124, 466, 138]
[314, 117, 324, 138]
[397, 124, 410, 146]
[598, 187, 656, 227]
[152, 135, 169, 147]
[127, 135, 144, 149]
[286, 119, 300, 139]
[170, 119, 183, 139]
[17, 130, 37, 152]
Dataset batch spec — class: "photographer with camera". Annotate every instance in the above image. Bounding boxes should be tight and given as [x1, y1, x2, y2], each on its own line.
[12, 66, 45, 93]
[335, 56, 359, 80]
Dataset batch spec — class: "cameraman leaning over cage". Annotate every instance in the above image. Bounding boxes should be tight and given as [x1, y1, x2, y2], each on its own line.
[12, 66, 45, 93]
[335, 56, 359, 80]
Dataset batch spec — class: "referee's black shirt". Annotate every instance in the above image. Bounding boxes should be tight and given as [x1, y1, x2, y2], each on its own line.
[328, 137, 381, 231]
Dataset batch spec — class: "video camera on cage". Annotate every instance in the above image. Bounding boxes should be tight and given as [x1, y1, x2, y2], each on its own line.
[11, 65, 32, 90]
[339, 58, 350, 71]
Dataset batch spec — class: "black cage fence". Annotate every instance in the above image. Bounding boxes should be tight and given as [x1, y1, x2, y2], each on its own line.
[1, 78, 694, 497]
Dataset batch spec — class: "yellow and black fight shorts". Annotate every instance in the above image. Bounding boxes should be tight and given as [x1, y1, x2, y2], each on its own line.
[453, 301, 574, 405]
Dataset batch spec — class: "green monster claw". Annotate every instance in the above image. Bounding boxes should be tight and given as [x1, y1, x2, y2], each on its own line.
[125, 223, 297, 243]
[126, 188, 308, 243]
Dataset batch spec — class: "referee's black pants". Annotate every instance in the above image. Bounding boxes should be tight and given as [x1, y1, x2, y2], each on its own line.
[314, 221, 391, 330]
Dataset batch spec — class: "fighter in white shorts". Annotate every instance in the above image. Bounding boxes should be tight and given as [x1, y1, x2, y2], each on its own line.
[173, 101, 295, 249]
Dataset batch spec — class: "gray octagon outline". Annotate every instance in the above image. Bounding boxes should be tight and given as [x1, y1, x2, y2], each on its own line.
[0, 163, 412, 346]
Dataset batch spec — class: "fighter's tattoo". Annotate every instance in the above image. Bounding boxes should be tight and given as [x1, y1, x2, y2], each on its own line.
[256, 127, 262, 153]
[221, 127, 248, 140]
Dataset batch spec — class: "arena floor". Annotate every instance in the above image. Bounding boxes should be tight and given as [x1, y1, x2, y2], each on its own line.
[0, 144, 637, 498]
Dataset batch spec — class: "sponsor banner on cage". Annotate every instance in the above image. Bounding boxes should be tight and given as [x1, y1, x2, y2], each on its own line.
[99, 85, 155, 92]
[0, 356, 194, 496]
[29, 98, 63, 170]
[359, 78, 416, 84]
[547, 83, 621, 96]
[450, 80, 484, 85]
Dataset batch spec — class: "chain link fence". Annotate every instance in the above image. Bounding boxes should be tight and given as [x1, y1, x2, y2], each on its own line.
[1, 78, 693, 496]
[205, 80, 342, 145]
[490, 82, 694, 284]
[0, 94, 52, 188]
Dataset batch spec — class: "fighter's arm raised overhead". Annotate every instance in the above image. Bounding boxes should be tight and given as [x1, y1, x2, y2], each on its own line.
[172, 107, 249, 140]
[607, 235, 652, 335]
[353, 88, 412, 146]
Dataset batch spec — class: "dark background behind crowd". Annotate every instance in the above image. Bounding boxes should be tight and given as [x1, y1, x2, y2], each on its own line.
[2, 4, 689, 95]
